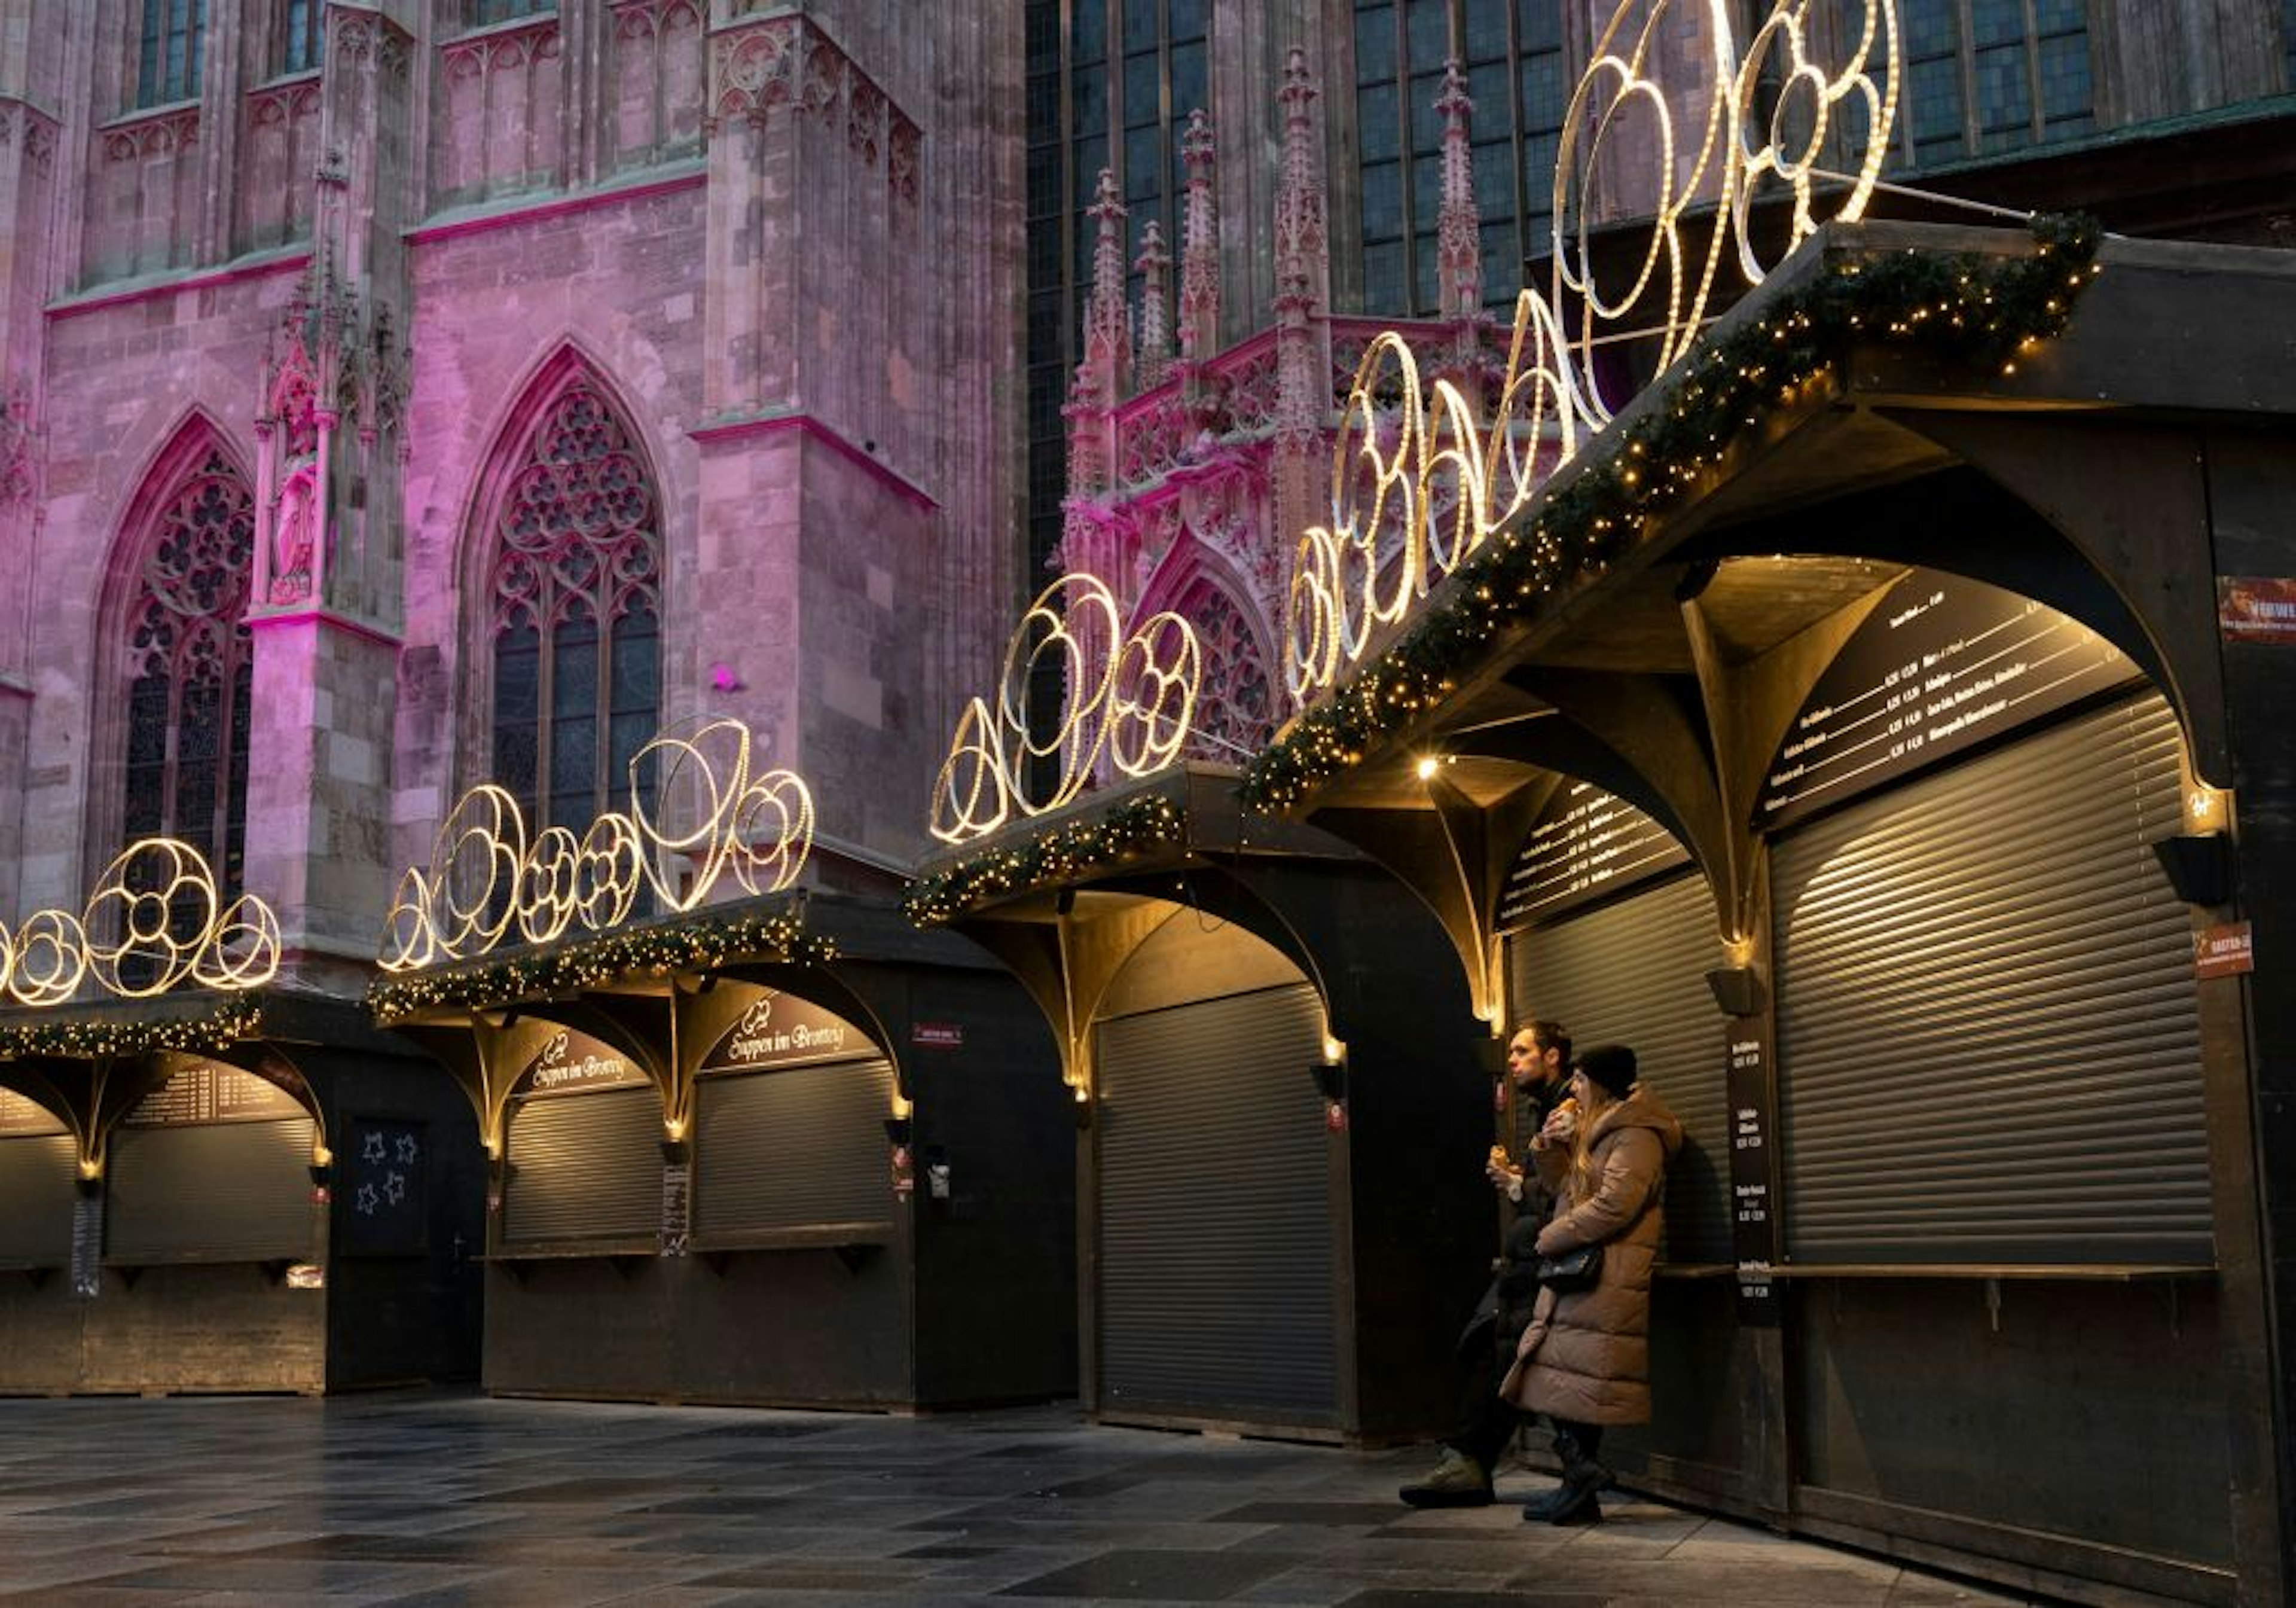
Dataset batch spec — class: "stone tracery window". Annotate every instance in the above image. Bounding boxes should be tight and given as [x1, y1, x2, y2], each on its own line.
[487, 377, 662, 833]
[1173, 575, 1272, 762]
[121, 448, 255, 899]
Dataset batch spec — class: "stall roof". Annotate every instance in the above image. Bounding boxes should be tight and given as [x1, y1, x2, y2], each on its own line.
[1250, 220, 2296, 821]
[908, 762, 1369, 927]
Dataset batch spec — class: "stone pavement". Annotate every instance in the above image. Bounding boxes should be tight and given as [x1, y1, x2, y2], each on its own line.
[0, 1390, 2045, 1606]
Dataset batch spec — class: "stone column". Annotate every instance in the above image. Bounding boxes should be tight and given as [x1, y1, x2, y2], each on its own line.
[236, 5, 417, 983]
[242, 613, 401, 988]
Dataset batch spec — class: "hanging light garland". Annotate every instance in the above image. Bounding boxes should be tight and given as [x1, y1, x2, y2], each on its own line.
[906, 795, 1189, 927]
[0, 994, 265, 1063]
[379, 719, 814, 974]
[1244, 215, 2104, 813]
[0, 838, 280, 1006]
[368, 907, 835, 1026]
[929, 576, 1201, 845]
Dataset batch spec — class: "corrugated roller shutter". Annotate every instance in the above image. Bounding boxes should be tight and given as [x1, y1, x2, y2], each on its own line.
[106, 1120, 316, 1262]
[1097, 983, 1336, 1421]
[1773, 693, 2209, 1265]
[503, 1087, 662, 1244]
[0, 1136, 77, 1264]
[1509, 871, 1731, 1265]
[694, 1058, 893, 1233]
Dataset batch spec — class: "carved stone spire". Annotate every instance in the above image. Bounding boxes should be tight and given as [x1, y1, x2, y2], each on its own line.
[1272, 49, 1327, 325]
[1178, 109, 1220, 365]
[1272, 49, 1330, 450]
[1083, 168, 1131, 396]
[1135, 220, 1173, 392]
[1436, 60, 1483, 322]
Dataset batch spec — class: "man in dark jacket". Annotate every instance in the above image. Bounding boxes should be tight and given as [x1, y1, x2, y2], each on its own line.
[1397, 1020, 1572, 1508]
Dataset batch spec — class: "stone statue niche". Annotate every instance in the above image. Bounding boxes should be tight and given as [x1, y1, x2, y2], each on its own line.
[254, 286, 331, 611]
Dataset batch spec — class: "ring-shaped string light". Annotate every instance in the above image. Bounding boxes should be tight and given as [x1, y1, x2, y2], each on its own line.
[377, 718, 816, 974]
[1284, 0, 1900, 705]
[0, 840, 280, 1006]
[929, 574, 1202, 846]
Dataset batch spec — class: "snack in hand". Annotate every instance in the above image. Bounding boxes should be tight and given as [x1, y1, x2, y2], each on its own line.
[1487, 1143, 1510, 1169]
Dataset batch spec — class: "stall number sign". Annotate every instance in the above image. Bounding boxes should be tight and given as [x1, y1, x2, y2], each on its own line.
[2196, 922, 2254, 980]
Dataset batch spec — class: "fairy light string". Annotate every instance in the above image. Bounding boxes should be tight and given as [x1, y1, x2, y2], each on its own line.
[906, 795, 1187, 927]
[1244, 214, 2105, 813]
[0, 838, 281, 1008]
[0, 994, 265, 1063]
[368, 907, 836, 1026]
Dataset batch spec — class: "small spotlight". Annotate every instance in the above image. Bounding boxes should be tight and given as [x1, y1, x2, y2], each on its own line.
[1415, 756, 1439, 781]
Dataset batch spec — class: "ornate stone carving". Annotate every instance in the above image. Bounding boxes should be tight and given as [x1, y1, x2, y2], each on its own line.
[707, 11, 920, 205]
[102, 106, 199, 163]
[331, 4, 414, 76]
[253, 269, 408, 610]
[0, 99, 59, 177]
[612, 0, 701, 42]
[0, 386, 38, 512]
[1435, 61, 1483, 322]
[1178, 110, 1220, 365]
[1134, 221, 1173, 393]
[438, 10, 558, 83]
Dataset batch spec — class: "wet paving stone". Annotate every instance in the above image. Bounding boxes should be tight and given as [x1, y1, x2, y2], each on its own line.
[0, 1390, 2047, 1607]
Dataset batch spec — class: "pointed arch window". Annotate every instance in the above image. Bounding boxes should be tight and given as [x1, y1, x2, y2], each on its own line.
[121, 448, 255, 897]
[487, 378, 662, 833]
[1173, 575, 1272, 762]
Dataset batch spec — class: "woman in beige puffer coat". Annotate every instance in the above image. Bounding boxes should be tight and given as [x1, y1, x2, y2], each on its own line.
[1499, 1043, 1682, 1524]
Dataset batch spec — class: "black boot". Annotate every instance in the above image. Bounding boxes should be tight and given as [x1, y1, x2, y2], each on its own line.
[1520, 1430, 1610, 1524]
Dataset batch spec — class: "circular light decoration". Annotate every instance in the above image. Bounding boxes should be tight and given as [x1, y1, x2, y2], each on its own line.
[0, 838, 282, 1006]
[378, 718, 816, 973]
[929, 575, 1202, 845]
[1284, 0, 1900, 704]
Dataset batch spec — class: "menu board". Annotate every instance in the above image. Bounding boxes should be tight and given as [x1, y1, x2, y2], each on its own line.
[1757, 570, 2136, 831]
[1724, 1023, 1781, 1325]
[0, 1088, 67, 1137]
[698, 990, 872, 1073]
[122, 1061, 308, 1127]
[1498, 779, 1690, 932]
[512, 1029, 648, 1099]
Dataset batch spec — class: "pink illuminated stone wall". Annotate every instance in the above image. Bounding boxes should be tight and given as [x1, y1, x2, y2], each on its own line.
[0, 0, 1023, 985]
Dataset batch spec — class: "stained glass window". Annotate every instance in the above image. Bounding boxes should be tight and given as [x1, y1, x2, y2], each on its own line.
[471, 0, 552, 25]
[487, 379, 662, 834]
[120, 448, 255, 940]
[281, 0, 322, 74]
[136, 0, 206, 108]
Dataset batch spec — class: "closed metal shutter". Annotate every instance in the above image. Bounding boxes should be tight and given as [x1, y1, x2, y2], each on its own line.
[503, 1086, 662, 1244]
[1097, 983, 1336, 1421]
[694, 1058, 893, 1234]
[106, 1120, 316, 1262]
[1773, 693, 2209, 1265]
[1508, 871, 1731, 1265]
[0, 1136, 77, 1264]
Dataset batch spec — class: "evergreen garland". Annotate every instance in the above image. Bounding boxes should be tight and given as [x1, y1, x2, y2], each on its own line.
[0, 995, 265, 1062]
[905, 795, 1189, 926]
[368, 910, 835, 1024]
[1241, 215, 2104, 812]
